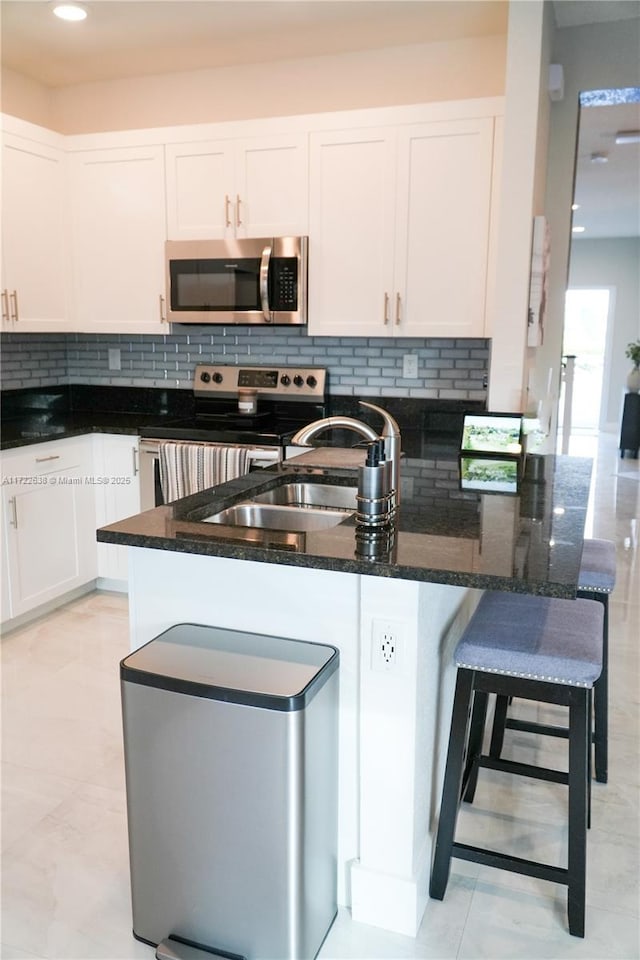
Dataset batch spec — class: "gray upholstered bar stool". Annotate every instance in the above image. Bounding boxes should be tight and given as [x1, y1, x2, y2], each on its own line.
[430, 591, 603, 938]
[490, 539, 616, 783]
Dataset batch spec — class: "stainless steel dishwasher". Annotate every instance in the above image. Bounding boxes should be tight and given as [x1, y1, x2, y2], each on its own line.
[120, 623, 339, 960]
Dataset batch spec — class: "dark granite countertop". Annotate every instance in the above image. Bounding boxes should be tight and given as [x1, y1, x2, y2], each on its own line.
[97, 452, 592, 598]
[1, 385, 479, 452]
[1, 384, 194, 450]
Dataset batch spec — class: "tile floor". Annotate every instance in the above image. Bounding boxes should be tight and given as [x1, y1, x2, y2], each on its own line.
[1, 431, 638, 959]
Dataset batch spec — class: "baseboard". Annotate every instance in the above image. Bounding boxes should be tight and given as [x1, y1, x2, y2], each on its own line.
[1, 581, 97, 635]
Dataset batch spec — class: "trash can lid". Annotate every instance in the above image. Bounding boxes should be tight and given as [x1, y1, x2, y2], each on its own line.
[120, 623, 338, 712]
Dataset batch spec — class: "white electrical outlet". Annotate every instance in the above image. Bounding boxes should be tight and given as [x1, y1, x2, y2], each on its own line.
[371, 619, 403, 671]
[402, 354, 418, 379]
[108, 348, 121, 371]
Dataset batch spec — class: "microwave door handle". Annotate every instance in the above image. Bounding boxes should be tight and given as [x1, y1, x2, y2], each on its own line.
[259, 244, 273, 322]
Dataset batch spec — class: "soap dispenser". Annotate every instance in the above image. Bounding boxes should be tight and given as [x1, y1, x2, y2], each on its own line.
[356, 440, 391, 527]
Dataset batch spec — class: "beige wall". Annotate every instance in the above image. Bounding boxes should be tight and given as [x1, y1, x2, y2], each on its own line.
[2, 36, 506, 134]
[1, 68, 52, 128]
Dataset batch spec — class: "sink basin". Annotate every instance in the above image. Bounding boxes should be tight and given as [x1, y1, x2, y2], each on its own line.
[251, 482, 358, 511]
[204, 502, 351, 532]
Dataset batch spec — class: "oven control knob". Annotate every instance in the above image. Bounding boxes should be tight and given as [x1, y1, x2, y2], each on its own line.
[200, 372, 211, 383]
[293, 375, 304, 388]
[280, 374, 291, 387]
[212, 372, 223, 384]
[306, 375, 317, 388]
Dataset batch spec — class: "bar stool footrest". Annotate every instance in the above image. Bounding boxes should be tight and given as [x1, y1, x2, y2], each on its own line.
[505, 716, 597, 745]
[478, 755, 569, 785]
[452, 842, 569, 885]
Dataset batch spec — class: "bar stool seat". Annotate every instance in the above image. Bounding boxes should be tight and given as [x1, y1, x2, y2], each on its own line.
[490, 539, 616, 782]
[430, 591, 603, 938]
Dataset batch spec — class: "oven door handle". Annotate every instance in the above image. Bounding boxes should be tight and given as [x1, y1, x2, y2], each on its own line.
[259, 244, 273, 323]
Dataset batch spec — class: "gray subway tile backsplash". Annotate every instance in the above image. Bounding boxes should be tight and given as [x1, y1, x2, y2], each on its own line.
[1, 329, 489, 400]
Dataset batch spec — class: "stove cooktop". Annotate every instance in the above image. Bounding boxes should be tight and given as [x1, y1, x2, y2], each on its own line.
[140, 364, 329, 446]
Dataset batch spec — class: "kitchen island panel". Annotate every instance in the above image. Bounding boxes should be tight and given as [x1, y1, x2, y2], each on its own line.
[126, 546, 479, 937]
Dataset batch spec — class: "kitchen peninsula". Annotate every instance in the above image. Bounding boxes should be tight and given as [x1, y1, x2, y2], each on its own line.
[98, 452, 592, 938]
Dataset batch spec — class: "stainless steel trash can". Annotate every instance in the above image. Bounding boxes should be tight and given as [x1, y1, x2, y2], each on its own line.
[120, 623, 339, 960]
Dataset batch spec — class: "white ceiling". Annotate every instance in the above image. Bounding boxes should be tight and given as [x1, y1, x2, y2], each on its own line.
[572, 100, 640, 240]
[553, 0, 640, 29]
[1, 0, 638, 239]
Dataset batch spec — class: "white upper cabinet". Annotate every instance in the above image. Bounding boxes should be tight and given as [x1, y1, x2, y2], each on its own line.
[392, 117, 495, 338]
[308, 128, 397, 337]
[166, 134, 308, 240]
[308, 114, 498, 338]
[69, 145, 168, 333]
[1, 131, 71, 332]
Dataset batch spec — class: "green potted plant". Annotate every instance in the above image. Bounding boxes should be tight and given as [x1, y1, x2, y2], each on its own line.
[626, 340, 640, 393]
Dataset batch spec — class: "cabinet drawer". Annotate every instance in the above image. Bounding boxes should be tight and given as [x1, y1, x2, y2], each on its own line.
[1, 436, 92, 478]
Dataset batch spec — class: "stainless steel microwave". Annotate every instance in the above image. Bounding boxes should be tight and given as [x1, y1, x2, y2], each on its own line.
[165, 236, 308, 325]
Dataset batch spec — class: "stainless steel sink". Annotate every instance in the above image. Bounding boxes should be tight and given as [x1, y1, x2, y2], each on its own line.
[203, 502, 351, 532]
[251, 482, 358, 511]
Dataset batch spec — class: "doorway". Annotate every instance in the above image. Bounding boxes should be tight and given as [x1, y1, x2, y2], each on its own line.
[561, 287, 612, 432]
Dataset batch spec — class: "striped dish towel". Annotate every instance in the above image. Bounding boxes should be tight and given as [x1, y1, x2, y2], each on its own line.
[159, 443, 251, 503]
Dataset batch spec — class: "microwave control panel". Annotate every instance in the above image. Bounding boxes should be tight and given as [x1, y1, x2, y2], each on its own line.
[270, 258, 298, 311]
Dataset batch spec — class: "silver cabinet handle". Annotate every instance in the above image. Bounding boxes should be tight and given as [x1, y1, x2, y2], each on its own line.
[9, 290, 18, 322]
[383, 292, 390, 325]
[1, 289, 9, 324]
[395, 292, 402, 325]
[236, 194, 242, 227]
[259, 244, 273, 322]
[132, 446, 139, 476]
[8, 496, 18, 529]
[159, 294, 167, 323]
[224, 194, 232, 227]
[35, 454, 60, 463]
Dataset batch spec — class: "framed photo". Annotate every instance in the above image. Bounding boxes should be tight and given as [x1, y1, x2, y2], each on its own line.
[459, 456, 520, 495]
[460, 412, 523, 457]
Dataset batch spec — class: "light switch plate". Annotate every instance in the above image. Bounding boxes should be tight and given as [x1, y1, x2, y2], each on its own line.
[402, 354, 418, 379]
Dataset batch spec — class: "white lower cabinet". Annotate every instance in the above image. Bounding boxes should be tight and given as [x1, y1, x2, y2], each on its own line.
[1, 437, 97, 621]
[93, 434, 141, 582]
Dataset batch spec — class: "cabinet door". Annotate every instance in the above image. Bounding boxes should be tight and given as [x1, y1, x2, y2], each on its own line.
[234, 134, 308, 237]
[165, 141, 235, 240]
[93, 434, 141, 582]
[1, 133, 70, 331]
[166, 135, 308, 240]
[69, 146, 167, 333]
[1, 439, 97, 619]
[308, 129, 396, 337]
[393, 118, 494, 338]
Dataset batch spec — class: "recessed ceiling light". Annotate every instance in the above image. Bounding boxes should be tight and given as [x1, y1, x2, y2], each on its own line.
[572, 225, 586, 233]
[590, 152, 609, 164]
[615, 130, 640, 145]
[571, 203, 580, 211]
[52, 3, 87, 21]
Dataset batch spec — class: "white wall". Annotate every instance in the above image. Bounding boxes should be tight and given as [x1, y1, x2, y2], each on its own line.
[1, 36, 506, 134]
[533, 18, 640, 446]
[487, 0, 551, 413]
[568, 237, 640, 429]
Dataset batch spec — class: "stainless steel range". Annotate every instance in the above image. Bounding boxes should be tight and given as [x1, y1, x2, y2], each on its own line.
[139, 364, 327, 508]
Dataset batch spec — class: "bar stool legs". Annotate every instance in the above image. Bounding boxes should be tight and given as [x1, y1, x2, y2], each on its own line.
[431, 668, 590, 937]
